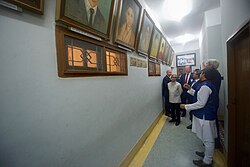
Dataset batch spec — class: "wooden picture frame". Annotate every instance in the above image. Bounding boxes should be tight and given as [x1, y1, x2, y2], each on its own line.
[56, 0, 115, 40]
[114, 0, 142, 50]
[5, 0, 44, 14]
[55, 26, 128, 77]
[148, 60, 161, 76]
[162, 40, 170, 64]
[157, 36, 167, 61]
[137, 10, 154, 56]
[176, 53, 196, 67]
[149, 26, 161, 59]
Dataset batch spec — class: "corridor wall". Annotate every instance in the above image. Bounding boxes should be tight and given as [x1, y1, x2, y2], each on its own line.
[0, 1, 169, 166]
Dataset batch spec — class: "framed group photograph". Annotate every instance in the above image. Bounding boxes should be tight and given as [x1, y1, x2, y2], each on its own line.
[176, 53, 196, 67]
[149, 26, 161, 59]
[114, 0, 142, 50]
[137, 10, 154, 56]
[5, 0, 44, 14]
[56, 0, 116, 40]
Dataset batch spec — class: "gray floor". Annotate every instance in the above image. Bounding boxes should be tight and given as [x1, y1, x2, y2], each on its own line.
[143, 116, 204, 167]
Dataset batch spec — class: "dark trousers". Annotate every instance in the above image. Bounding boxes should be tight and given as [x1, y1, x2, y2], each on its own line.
[164, 96, 170, 115]
[169, 103, 181, 123]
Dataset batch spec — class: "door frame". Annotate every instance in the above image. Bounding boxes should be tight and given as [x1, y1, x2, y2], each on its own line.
[226, 19, 249, 167]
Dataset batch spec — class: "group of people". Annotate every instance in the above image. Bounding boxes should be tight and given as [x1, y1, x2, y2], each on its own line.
[162, 59, 222, 167]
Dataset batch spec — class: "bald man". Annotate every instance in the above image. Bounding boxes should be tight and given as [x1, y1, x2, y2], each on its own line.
[162, 69, 172, 116]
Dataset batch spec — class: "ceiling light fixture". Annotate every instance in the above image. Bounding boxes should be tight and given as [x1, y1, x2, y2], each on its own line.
[163, 0, 192, 22]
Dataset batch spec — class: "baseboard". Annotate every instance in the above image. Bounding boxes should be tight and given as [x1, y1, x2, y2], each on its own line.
[119, 111, 164, 167]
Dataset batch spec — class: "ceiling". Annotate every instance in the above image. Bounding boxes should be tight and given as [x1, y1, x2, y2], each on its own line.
[144, 0, 220, 46]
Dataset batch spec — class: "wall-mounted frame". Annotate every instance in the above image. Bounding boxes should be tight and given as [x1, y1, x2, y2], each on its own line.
[137, 10, 154, 56]
[114, 0, 142, 50]
[162, 41, 170, 64]
[176, 53, 196, 67]
[148, 60, 161, 76]
[5, 0, 44, 14]
[149, 26, 161, 59]
[55, 26, 127, 77]
[157, 36, 166, 61]
[56, 0, 115, 40]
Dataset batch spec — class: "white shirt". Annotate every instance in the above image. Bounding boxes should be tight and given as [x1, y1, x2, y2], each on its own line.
[168, 81, 183, 103]
[187, 79, 199, 96]
[185, 85, 211, 112]
[185, 84, 217, 142]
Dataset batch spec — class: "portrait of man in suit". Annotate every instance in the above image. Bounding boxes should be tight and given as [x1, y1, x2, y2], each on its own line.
[64, 0, 112, 34]
[138, 11, 154, 55]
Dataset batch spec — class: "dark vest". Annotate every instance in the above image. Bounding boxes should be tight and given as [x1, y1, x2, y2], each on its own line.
[192, 81, 218, 120]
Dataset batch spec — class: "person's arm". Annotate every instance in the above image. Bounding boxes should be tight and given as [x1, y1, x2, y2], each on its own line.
[187, 88, 195, 96]
[178, 83, 183, 95]
[184, 85, 212, 111]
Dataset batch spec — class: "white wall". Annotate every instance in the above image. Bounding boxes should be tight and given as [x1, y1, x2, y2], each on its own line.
[220, 0, 250, 154]
[0, 1, 170, 166]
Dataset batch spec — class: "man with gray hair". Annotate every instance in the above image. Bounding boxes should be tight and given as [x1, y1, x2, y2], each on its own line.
[205, 59, 222, 149]
[205, 59, 221, 93]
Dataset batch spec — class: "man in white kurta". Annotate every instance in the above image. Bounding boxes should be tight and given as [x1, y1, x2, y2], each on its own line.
[180, 68, 218, 167]
[168, 74, 183, 126]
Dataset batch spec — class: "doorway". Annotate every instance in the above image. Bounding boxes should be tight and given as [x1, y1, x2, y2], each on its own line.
[227, 20, 250, 167]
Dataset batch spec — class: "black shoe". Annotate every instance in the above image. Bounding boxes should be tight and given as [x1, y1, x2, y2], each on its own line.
[169, 119, 176, 123]
[195, 151, 205, 158]
[193, 159, 212, 167]
[175, 122, 180, 126]
[186, 124, 192, 129]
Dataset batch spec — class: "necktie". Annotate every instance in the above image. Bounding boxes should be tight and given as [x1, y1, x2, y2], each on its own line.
[89, 8, 94, 27]
[185, 74, 188, 83]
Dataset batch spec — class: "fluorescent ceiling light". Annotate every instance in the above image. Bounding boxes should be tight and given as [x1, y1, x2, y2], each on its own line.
[163, 0, 192, 22]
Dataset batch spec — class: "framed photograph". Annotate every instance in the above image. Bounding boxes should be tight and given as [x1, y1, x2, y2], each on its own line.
[137, 10, 154, 55]
[114, 0, 142, 50]
[5, 0, 44, 14]
[149, 26, 161, 59]
[176, 53, 196, 67]
[56, 0, 115, 40]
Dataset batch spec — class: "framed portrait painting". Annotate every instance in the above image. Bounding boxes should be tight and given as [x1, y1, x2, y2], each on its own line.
[56, 0, 115, 40]
[149, 26, 161, 59]
[5, 0, 44, 14]
[162, 40, 170, 63]
[137, 10, 154, 55]
[176, 53, 196, 67]
[157, 36, 166, 61]
[114, 0, 142, 50]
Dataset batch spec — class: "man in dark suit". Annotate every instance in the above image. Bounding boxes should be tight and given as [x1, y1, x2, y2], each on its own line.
[184, 69, 201, 129]
[162, 69, 172, 116]
[179, 66, 193, 117]
[65, 0, 107, 34]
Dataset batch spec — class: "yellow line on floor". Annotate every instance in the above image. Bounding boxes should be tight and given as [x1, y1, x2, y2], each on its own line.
[128, 115, 167, 167]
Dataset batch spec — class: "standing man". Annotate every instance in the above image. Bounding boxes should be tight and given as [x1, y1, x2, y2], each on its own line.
[184, 69, 201, 129]
[162, 69, 172, 116]
[179, 65, 193, 117]
[168, 74, 183, 126]
[205, 59, 222, 148]
[180, 68, 219, 167]
[65, 0, 107, 34]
